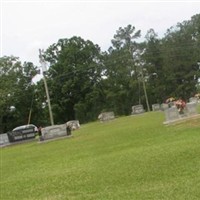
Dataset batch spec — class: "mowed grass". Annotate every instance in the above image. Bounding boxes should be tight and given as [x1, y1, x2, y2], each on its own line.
[1, 111, 200, 200]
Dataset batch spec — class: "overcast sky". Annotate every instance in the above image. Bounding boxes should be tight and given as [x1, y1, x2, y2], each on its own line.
[1, 0, 200, 67]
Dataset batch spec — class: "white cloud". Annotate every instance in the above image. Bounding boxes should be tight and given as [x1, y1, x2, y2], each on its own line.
[1, 1, 200, 66]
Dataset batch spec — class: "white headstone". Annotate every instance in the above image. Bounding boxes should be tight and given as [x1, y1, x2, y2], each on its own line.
[152, 104, 161, 111]
[41, 124, 68, 140]
[164, 107, 180, 122]
[164, 102, 199, 124]
[98, 112, 115, 122]
[161, 103, 169, 111]
[131, 105, 145, 115]
[0, 133, 10, 146]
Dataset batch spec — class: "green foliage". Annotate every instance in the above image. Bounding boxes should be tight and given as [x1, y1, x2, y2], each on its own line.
[103, 25, 142, 115]
[42, 36, 104, 123]
[1, 14, 200, 128]
[0, 56, 38, 133]
[159, 14, 200, 100]
[1, 112, 200, 199]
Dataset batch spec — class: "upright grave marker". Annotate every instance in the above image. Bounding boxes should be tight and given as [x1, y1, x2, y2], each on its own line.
[98, 112, 115, 122]
[131, 105, 145, 115]
[152, 104, 161, 111]
[0, 133, 10, 147]
[164, 102, 199, 124]
[40, 121, 80, 141]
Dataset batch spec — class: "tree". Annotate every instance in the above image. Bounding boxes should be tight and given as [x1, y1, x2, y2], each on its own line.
[0, 56, 37, 133]
[103, 25, 142, 114]
[161, 14, 200, 100]
[42, 36, 104, 123]
[142, 29, 164, 105]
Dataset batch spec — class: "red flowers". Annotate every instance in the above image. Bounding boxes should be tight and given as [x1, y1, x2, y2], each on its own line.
[175, 99, 186, 114]
[165, 97, 186, 114]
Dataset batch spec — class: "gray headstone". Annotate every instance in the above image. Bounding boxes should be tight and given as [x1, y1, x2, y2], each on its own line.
[164, 106, 180, 122]
[41, 124, 67, 141]
[131, 105, 145, 115]
[66, 120, 80, 130]
[161, 103, 169, 111]
[152, 104, 161, 111]
[164, 102, 198, 124]
[186, 102, 198, 116]
[0, 133, 10, 146]
[98, 112, 115, 122]
[189, 97, 198, 103]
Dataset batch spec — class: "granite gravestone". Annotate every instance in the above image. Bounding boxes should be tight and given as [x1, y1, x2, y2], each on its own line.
[161, 103, 169, 111]
[66, 120, 80, 135]
[40, 121, 80, 141]
[186, 102, 198, 116]
[164, 102, 198, 124]
[164, 106, 180, 122]
[41, 124, 68, 141]
[0, 133, 10, 146]
[98, 112, 115, 122]
[189, 97, 198, 103]
[131, 105, 145, 115]
[152, 104, 161, 111]
[66, 120, 80, 130]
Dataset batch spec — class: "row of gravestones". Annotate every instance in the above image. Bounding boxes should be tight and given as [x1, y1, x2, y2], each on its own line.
[132, 104, 166, 114]
[0, 120, 80, 147]
[1, 101, 199, 146]
[98, 101, 199, 123]
[98, 104, 174, 122]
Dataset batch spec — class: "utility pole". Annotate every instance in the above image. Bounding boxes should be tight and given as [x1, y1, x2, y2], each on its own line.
[39, 49, 54, 125]
[131, 47, 150, 112]
[140, 67, 150, 112]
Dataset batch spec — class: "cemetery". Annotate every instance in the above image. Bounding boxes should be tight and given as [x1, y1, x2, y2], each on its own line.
[1, 8, 200, 199]
[1, 89, 200, 200]
[0, 120, 80, 146]
[1, 97, 199, 148]
[1, 106, 200, 200]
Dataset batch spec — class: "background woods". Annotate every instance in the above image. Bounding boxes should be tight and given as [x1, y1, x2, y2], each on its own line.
[1, 14, 200, 133]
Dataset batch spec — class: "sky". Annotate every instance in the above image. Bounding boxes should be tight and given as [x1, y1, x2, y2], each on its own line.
[1, 0, 200, 68]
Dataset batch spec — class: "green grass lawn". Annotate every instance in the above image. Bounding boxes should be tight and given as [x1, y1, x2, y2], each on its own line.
[1, 111, 200, 200]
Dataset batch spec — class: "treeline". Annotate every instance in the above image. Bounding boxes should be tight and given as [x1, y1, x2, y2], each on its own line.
[1, 14, 200, 133]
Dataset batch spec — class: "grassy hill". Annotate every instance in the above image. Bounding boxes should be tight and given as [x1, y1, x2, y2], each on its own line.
[1, 111, 200, 200]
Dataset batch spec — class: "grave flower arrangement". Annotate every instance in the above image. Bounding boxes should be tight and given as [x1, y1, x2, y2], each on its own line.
[166, 97, 176, 103]
[165, 97, 176, 107]
[194, 93, 200, 100]
[175, 99, 186, 114]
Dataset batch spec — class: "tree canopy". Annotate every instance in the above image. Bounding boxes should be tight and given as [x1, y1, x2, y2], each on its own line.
[1, 14, 200, 133]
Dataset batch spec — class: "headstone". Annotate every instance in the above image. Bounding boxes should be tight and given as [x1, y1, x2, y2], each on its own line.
[161, 103, 169, 111]
[186, 102, 198, 116]
[131, 105, 145, 115]
[164, 102, 199, 124]
[164, 107, 180, 122]
[152, 104, 161, 111]
[0, 133, 10, 146]
[98, 112, 115, 122]
[41, 124, 68, 141]
[66, 120, 80, 130]
[189, 97, 198, 103]
[7, 124, 37, 143]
